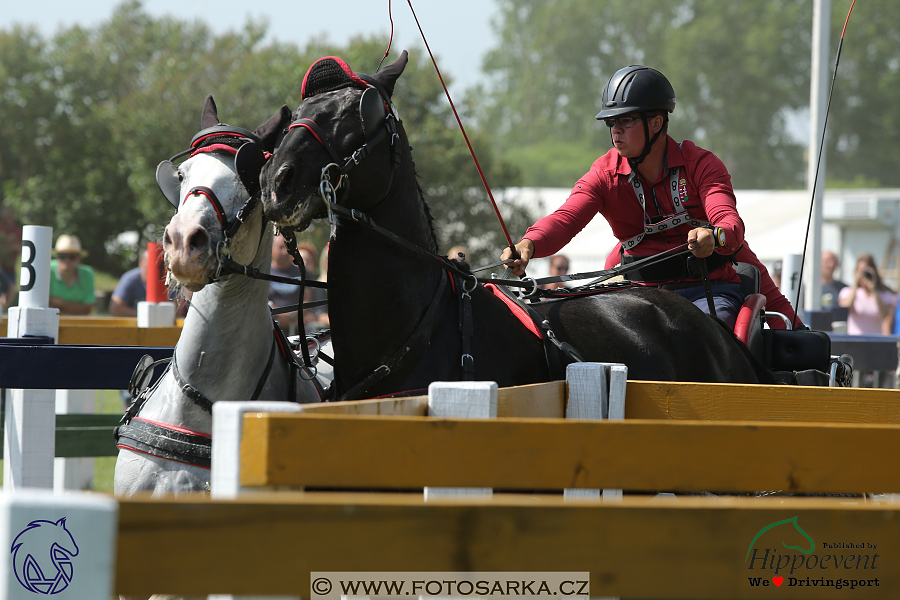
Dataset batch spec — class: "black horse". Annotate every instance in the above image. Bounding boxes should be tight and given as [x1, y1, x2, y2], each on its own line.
[261, 52, 776, 399]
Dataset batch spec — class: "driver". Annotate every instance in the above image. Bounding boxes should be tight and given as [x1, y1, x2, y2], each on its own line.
[501, 65, 800, 329]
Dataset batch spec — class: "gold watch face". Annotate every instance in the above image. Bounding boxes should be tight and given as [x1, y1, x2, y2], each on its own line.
[716, 228, 726, 247]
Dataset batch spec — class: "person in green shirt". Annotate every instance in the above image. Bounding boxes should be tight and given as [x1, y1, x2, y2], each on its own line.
[49, 234, 95, 315]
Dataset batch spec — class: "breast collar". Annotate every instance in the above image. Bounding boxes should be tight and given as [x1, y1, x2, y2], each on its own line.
[622, 145, 708, 251]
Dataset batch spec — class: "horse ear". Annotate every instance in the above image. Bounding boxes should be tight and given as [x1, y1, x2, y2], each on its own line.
[371, 50, 408, 97]
[201, 95, 219, 129]
[254, 104, 292, 154]
[235, 143, 267, 196]
[359, 87, 386, 137]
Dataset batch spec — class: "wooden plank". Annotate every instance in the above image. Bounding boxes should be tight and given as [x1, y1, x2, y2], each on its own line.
[300, 395, 429, 416]
[3, 316, 185, 328]
[115, 494, 900, 599]
[241, 413, 900, 494]
[57, 325, 181, 346]
[625, 380, 900, 423]
[0, 345, 173, 389]
[298, 381, 565, 418]
[497, 380, 565, 418]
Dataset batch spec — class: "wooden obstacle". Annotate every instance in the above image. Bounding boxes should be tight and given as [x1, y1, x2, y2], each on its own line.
[2, 360, 898, 598]
[2, 315, 183, 346]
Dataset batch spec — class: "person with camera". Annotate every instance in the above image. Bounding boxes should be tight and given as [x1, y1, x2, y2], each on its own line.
[837, 253, 896, 335]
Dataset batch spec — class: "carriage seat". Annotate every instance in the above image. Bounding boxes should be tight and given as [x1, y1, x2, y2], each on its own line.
[734, 262, 760, 298]
[731, 262, 835, 385]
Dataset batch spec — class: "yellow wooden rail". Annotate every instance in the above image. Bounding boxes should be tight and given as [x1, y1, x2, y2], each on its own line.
[2, 315, 183, 346]
[115, 494, 900, 599]
[240, 413, 900, 494]
[300, 380, 900, 423]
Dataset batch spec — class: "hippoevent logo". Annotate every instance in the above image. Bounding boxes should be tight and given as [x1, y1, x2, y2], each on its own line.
[745, 516, 881, 591]
[10, 517, 80, 594]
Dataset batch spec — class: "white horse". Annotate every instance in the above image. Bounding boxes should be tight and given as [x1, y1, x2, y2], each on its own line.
[114, 97, 326, 498]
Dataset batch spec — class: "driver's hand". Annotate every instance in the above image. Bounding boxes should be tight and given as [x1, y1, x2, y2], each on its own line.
[687, 227, 715, 258]
[500, 239, 535, 277]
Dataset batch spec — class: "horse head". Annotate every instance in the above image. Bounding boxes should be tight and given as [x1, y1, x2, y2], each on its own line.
[262, 52, 409, 231]
[159, 96, 291, 290]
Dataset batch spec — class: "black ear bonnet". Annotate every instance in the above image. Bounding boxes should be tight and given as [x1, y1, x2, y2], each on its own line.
[299, 55, 397, 126]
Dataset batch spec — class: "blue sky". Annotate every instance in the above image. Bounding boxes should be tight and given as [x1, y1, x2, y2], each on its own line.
[4, 0, 498, 93]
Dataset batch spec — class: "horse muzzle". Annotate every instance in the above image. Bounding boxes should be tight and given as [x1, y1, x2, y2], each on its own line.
[163, 214, 216, 289]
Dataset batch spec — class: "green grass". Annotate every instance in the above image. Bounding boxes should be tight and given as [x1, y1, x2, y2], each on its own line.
[93, 389, 125, 492]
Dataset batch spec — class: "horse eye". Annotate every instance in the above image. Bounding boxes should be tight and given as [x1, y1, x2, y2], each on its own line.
[177, 171, 184, 182]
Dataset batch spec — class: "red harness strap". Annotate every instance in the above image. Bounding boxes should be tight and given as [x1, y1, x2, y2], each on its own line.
[483, 283, 541, 338]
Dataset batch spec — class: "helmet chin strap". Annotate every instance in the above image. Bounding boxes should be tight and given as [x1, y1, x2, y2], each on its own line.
[627, 113, 668, 168]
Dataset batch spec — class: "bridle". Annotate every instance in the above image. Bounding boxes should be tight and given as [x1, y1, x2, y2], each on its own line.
[156, 125, 272, 283]
[286, 75, 402, 223]
[118, 126, 330, 467]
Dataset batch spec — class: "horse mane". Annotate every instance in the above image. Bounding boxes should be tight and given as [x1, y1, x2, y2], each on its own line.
[399, 122, 440, 256]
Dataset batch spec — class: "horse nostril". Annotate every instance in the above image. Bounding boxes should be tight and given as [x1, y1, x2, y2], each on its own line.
[275, 165, 294, 195]
[188, 229, 209, 252]
[163, 230, 173, 248]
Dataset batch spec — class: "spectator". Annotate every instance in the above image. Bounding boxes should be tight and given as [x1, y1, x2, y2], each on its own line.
[770, 260, 783, 290]
[49, 235, 94, 315]
[447, 245, 469, 267]
[109, 249, 189, 317]
[541, 254, 570, 290]
[820, 250, 849, 321]
[269, 235, 303, 335]
[109, 250, 148, 317]
[837, 253, 896, 335]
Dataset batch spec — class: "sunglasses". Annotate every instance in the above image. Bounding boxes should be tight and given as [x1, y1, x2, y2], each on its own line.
[603, 115, 643, 129]
[57, 253, 81, 261]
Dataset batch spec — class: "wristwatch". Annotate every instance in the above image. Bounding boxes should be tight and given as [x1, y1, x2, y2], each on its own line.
[703, 224, 726, 248]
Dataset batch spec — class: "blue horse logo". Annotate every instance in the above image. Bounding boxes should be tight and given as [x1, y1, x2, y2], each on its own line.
[11, 518, 79, 594]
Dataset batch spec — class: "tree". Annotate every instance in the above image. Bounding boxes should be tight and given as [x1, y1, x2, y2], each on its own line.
[478, 0, 824, 189]
[0, 1, 526, 275]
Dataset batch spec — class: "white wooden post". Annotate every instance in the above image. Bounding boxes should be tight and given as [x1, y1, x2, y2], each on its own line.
[210, 401, 304, 600]
[5, 226, 59, 491]
[54, 390, 94, 491]
[210, 401, 304, 500]
[424, 381, 497, 500]
[564, 363, 627, 502]
[0, 489, 117, 599]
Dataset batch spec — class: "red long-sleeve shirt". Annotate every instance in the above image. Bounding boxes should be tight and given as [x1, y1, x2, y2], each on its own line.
[523, 136, 742, 284]
[522, 136, 800, 328]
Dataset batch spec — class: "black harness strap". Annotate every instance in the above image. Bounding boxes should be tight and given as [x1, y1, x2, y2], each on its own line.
[116, 418, 211, 469]
[339, 272, 448, 401]
[489, 282, 580, 380]
[457, 274, 476, 380]
[691, 256, 718, 320]
[170, 335, 278, 415]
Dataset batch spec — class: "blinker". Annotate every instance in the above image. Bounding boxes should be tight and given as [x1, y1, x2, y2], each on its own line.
[156, 160, 182, 208]
[234, 142, 267, 197]
[359, 86, 387, 138]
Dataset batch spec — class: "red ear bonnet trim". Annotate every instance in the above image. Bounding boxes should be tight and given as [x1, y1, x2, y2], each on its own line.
[301, 56, 368, 99]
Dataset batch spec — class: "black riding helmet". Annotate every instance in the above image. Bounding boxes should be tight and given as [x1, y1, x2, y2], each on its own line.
[596, 65, 676, 165]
